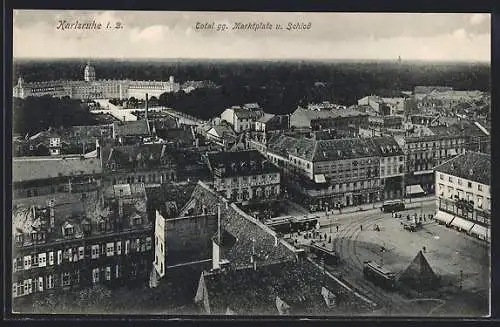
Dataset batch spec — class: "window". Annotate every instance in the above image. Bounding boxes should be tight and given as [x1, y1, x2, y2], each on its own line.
[92, 268, 100, 284]
[38, 276, 44, 292]
[457, 179, 462, 186]
[91, 245, 100, 259]
[49, 252, 54, 265]
[57, 250, 62, 265]
[116, 241, 122, 255]
[125, 240, 130, 254]
[105, 267, 111, 281]
[160, 243, 163, 254]
[146, 237, 152, 250]
[33, 254, 39, 266]
[24, 255, 32, 270]
[13, 283, 18, 297]
[468, 182, 472, 188]
[106, 243, 115, 257]
[78, 247, 85, 260]
[38, 253, 47, 267]
[115, 265, 120, 278]
[478, 184, 483, 192]
[62, 272, 71, 286]
[448, 176, 453, 183]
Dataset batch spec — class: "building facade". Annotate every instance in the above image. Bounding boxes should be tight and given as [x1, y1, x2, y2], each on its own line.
[12, 185, 153, 299]
[13, 63, 180, 100]
[207, 150, 281, 205]
[434, 152, 490, 242]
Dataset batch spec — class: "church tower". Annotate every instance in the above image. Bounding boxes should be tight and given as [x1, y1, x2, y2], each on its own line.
[84, 61, 96, 82]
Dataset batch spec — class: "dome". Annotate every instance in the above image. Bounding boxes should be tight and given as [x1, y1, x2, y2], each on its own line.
[84, 62, 96, 82]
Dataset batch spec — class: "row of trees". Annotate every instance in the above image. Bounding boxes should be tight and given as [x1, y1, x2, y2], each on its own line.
[13, 96, 99, 136]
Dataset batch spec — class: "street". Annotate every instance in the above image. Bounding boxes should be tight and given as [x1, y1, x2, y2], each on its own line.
[283, 198, 490, 316]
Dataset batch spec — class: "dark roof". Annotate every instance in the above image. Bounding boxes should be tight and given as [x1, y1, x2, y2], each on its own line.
[233, 108, 263, 120]
[145, 183, 197, 218]
[313, 138, 379, 162]
[434, 152, 490, 185]
[199, 259, 372, 315]
[156, 128, 194, 144]
[267, 134, 315, 160]
[13, 157, 102, 183]
[187, 182, 298, 269]
[113, 121, 150, 137]
[207, 150, 280, 178]
[258, 113, 276, 123]
[369, 137, 404, 157]
[101, 143, 171, 171]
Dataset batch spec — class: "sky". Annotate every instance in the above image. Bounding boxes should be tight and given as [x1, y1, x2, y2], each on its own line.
[13, 11, 491, 62]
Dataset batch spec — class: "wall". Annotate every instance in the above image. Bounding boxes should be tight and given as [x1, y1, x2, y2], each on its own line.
[164, 214, 218, 266]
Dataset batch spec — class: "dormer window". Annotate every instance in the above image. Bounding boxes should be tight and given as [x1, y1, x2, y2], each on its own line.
[16, 233, 23, 244]
[63, 224, 74, 237]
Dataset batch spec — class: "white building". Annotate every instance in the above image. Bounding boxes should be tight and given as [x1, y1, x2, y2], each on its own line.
[434, 152, 490, 242]
[13, 63, 180, 100]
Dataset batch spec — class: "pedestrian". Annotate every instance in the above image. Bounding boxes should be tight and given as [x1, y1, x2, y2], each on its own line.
[324, 233, 327, 240]
[336, 225, 339, 232]
[328, 236, 332, 243]
[360, 224, 363, 231]
[423, 246, 426, 253]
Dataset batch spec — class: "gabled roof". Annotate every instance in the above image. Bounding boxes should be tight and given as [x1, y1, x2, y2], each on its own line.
[434, 152, 490, 186]
[198, 259, 371, 315]
[233, 108, 263, 120]
[369, 137, 404, 157]
[258, 113, 276, 123]
[290, 107, 367, 128]
[267, 134, 315, 160]
[102, 143, 170, 170]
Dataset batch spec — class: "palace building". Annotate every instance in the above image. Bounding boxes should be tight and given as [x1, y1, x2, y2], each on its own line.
[13, 62, 180, 100]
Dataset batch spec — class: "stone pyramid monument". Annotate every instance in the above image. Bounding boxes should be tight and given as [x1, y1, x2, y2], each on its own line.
[398, 250, 439, 290]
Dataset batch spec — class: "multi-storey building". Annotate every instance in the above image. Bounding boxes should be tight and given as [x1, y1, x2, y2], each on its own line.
[434, 152, 490, 242]
[395, 124, 468, 195]
[262, 135, 387, 212]
[12, 184, 153, 300]
[100, 143, 177, 187]
[206, 150, 281, 204]
[13, 63, 180, 100]
[371, 137, 405, 200]
[220, 104, 264, 133]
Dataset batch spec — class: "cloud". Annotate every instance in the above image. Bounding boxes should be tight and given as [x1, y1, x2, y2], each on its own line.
[470, 13, 488, 26]
[130, 25, 169, 42]
[452, 28, 468, 40]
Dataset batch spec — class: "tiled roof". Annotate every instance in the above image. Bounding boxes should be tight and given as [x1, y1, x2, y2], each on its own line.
[434, 152, 490, 186]
[267, 135, 315, 160]
[13, 190, 151, 246]
[113, 121, 150, 137]
[233, 108, 263, 120]
[145, 183, 197, 218]
[101, 143, 171, 171]
[210, 125, 235, 137]
[13, 157, 102, 183]
[207, 150, 280, 178]
[290, 108, 367, 128]
[313, 138, 379, 162]
[199, 259, 371, 315]
[187, 182, 298, 269]
[369, 137, 404, 157]
[258, 113, 276, 123]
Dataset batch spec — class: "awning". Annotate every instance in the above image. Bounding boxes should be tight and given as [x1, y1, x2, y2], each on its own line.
[450, 217, 474, 232]
[435, 211, 455, 225]
[470, 224, 490, 240]
[406, 184, 426, 195]
[314, 174, 327, 184]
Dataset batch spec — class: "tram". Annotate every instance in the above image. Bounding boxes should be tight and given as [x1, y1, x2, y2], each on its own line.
[363, 261, 396, 289]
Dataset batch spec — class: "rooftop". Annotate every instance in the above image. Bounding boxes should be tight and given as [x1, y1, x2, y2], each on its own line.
[13, 156, 102, 183]
[145, 182, 198, 218]
[101, 143, 173, 171]
[207, 150, 280, 178]
[184, 181, 298, 269]
[198, 259, 371, 315]
[290, 107, 367, 128]
[113, 121, 150, 137]
[434, 152, 490, 186]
